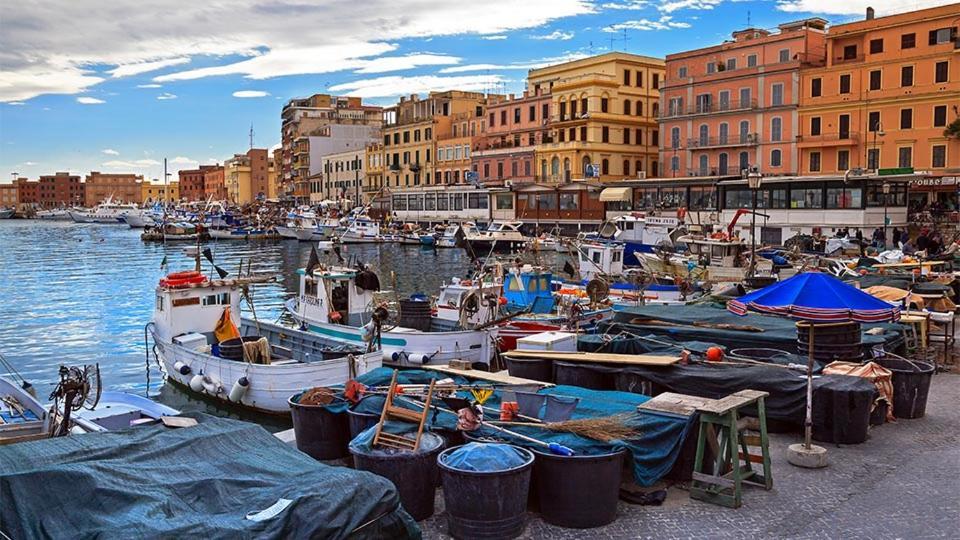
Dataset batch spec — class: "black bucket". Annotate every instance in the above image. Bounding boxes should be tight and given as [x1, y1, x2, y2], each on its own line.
[876, 357, 934, 419]
[288, 393, 350, 460]
[218, 335, 263, 360]
[553, 361, 614, 390]
[350, 432, 445, 521]
[399, 299, 432, 332]
[811, 377, 874, 445]
[438, 444, 534, 540]
[532, 448, 625, 529]
[505, 356, 553, 382]
[347, 396, 385, 439]
[870, 400, 888, 426]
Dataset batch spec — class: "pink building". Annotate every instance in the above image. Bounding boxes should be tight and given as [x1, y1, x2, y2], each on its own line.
[472, 89, 552, 186]
[660, 19, 827, 179]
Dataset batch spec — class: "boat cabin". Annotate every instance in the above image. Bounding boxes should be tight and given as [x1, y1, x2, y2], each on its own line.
[610, 214, 680, 248]
[503, 267, 555, 314]
[434, 278, 503, 328]
[578, 242, 625, 281]
[152, 274, 241, 344]
[296, 267, 378, 327]
[682, 236, 747, 267]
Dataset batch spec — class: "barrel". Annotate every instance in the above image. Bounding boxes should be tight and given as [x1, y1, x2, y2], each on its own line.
[399, 298, 432, 332]
[796, 322, 862, 362]
[553, 361, 614, 390]
[350, 432, 445, 521]
[875, 357, 934, 419]
[438, 444, 534, 539]
[346, 395, 385, 439]
[218, 335, 263, 360]
[288, 393, 350, 460]
[811, 376, 874, 444]
[532, 448, 625, 529]
[504, 356, 553, 382]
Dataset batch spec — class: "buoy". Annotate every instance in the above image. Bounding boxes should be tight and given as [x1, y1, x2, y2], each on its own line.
[706, 347, 724, 362]
[173, 361, 192, 376]
[201, 375, 222, 394]
[189, 374, 205, 392]
[228, 377, 249, 403]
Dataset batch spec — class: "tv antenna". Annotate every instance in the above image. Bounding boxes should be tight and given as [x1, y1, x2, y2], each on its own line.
[249, 124, 255, 150]
[622, 29, 630, 51]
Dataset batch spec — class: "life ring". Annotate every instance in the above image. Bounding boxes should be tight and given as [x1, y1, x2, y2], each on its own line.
[461, 279, 472, 287]
[166, 270, 201, 280]
[160, 274, 208, 288]
[201, 374, 222, 395]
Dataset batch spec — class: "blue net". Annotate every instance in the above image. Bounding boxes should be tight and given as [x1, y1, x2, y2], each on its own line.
[441, 442, 530, 472]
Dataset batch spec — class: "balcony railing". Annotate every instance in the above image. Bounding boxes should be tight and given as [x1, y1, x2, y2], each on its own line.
[662, 99, 759, 119]
[684, 133, 759, 149]
[796, 132, 860, 146]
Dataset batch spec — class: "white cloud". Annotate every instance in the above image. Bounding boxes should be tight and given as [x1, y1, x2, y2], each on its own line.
[109, 57, 190, 78]
[170, 156, 198, 165]
[605, 15, 690, 31]
[354, 54, 461, 74]
[103, 159, 161, 168]
[482, 35, 508, 40]
[658, 0, 721, 13]
[22, 161, 37, 166]
[156, 93, 177, 100]
[439, 53, 591, 74]
[76, 96, 105, 104]
[136, 83, 162, 89]
[601, 1, 650, 10]
[776, 0, 947, 15]
[102, 148, 119, 155]
[6, 101, 25, 106]
[329, 74, 506, 99]
[232, 90, 270, 98]
[0, 1, 594, 101]
[269, 142, 282, 152]
[531, 30, 575, 40]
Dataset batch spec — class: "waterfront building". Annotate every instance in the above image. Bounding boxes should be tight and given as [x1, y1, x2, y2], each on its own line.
[473, 90, 552, 187]
[14, 178, 39, 207]
[38, 172, 83, 208]
[270, 148, 282, 199]
[390, 185, 490, 224]
[0, 183, 18, 207]
[436, 105, 489, 187]
[363, 142, 385, 206]
[225, 148, 271, 204]
[527, 52, 664, 184]
[798, 4, 959, 177]
[178, 165, 224, 202]
[280, 94, 382, 202]
[317, 149, 365, 204]
[141, 181, 179, 203]
[84, 171, 143, 206]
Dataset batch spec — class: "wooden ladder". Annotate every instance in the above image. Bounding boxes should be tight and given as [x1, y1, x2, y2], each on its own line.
[372, 370, 435, 452]
[690, 389, 772, 509]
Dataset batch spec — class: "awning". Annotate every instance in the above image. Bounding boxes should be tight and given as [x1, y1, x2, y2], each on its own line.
[599, 187, 632, 202]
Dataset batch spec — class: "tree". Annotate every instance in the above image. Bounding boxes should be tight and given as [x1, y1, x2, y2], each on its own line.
[944, 118, 960, 140]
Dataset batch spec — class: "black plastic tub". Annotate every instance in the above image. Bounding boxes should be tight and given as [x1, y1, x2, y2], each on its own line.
[811, 376, 874, 444]
[288, 393, 350, 460]
[505, 356, 553, 383]
[532, 447, 625, 529]
[870, 400, 888, 426]
[876, 357, 934, 419]
[218, 335, 263, 360]
[438, 444, 535, 540]
[553, 361, 614, 390]
[350, 432, 445, 521]
[346, 396, 385, 439]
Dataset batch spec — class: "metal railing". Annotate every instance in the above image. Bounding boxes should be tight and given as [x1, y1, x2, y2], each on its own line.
[663, 99, 758, 119]
[685, 133, 759, 149]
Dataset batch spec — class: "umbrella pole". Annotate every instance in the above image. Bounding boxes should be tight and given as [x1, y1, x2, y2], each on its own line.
[805, 324, 814, 450]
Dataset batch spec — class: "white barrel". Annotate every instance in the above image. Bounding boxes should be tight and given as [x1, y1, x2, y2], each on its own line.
[189, 374, 205, 392]
[173, 361, 191, 375]
[228, 377, 249, 403]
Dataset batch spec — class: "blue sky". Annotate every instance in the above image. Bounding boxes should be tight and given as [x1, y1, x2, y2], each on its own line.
[0, 0, 947, 183]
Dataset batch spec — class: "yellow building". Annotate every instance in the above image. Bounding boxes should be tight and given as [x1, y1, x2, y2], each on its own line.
[141, 181, 179, 203]
[528, 52, 665, 182]
[364, 142, 385, 204]
[225, 154, 252, 204]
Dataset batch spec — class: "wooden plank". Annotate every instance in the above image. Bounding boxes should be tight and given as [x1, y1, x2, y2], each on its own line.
[161, 416, 198, 428]
[423, 365, 553, 387]
[504, 350, 680, 367]
[638, 392, 717, 417]
[692, 471, 735, 489]
[733, 389, 770, 401]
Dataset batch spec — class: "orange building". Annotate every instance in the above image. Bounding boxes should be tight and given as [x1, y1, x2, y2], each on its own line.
[14, 178, 39, 206]
[661, 18, 828, 179]
[84, 171, 143, 206]
[798, 4, 960, 176]
[202, 165, 225, 200]
[0, 183, 17, 207]
[38, 172, 83, 208]
[473, 89, 553, 186]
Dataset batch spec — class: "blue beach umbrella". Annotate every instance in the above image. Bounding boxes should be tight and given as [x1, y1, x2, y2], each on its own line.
[727, 272, 899, 461]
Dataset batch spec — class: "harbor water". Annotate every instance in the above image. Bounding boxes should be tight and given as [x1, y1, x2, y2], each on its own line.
[0, 220, 507, 414]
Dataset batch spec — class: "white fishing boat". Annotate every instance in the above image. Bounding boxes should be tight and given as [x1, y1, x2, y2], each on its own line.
[464, 221, 528, 252]
[124, 210, 159, 228]
[436, 222, 478, 248]
[276, 211, 336, 241]
[68, 196, 138, 224]
[0, 376, 50, 445]
[339, 216, 394, 244]
[592, 214, 684, 266]
[285, 265, 499, 367]
[0, 208, 14, 219]
[70, 391, 179, 433]
[150, 271, 381, 414]
[36, 208, 73, 220]
[208, 226, 277, 241]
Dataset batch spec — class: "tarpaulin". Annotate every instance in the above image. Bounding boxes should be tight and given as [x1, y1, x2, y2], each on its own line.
[0, 414, 420, 540]
[823, 361, 895, 422]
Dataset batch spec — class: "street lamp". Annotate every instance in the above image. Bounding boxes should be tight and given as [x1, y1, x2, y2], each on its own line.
[871, 122, 885, 171]
[882, 181, 891, 249]
[747, 168, 763, 277]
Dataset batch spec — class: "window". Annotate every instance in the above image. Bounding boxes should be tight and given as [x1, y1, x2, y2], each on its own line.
[870, 39, 884, 54]
[839, 74, 851, 94]
[718, 90, 730, 111]
[529, 105, 536, 121]
[623, 128, 630, 144]
[437, 193, 449, 211]
[738, 151, 749, 171]
[602, 126, 609, 143]
[868, 111, 881, 131]
[932, 145, 947, 168]
[558, 101, 566, 121]
[514, 108, 521, 123]
[826, 185, 861, 208]
[652, 73, 659, 89]
[542, 103, 549, 120]
[724, 188, 753, 209]
[678, 66, 687, 78]
[698, 155, 709, 175]
[837, 150, 850, 171]
[719, 123, 729, 144]
[780, 48, 791, 62]
[811, 78, 822, 97]
[809, 151, 821, 172]
[483, 163, 490, 178]
[636, 70, 643, 87]
[771, 84, 783, 106]
[898, 147, 912, 168]
[935, 61, 949, 83]
[934, 105, 947, 127]
[901, 66, 913, 87]
[843, 45, 857, 60]
[624, 100, 631, 115]
[839, 114, 850, 139]
[900, 108, 912, 129]
[770, 149, 782, 167]
[601, 159, 609, 175]
[696, 93, 712, 113]
[670, 156, 680, 173]
[699, 124, 709, 146]
[670, 127, 680, 149]
[559, 193, 578, 211]
[652, 130, 658, 146]
[747, 54, 757, 68]
[601, 98, 609, 113]
[690, 186, 717, 210]
[790, 185, 823, 208]
[580, 126, 587, 141]
[929, 28, 953, 45]
[771, 117, 782, 142]
[869, 70, 881, 90]
[623, 160, 630, 176]
[581, 97, 588, 113]
[739, 87, 751, 107]
[706, 62, 716, 74]
[624, 70, 631, 85]
[867, 149, 880, 170]
[726, 58, 736, 71]
[901, 33, 915, 49]
[738, 120, 749, 142]
[635, 128, 642, 145]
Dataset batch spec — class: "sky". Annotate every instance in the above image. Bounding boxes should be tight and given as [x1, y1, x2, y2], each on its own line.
[0, 0, 950, 183]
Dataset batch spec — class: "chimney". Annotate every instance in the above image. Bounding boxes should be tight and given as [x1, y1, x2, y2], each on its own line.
[866, 7, 874, 20]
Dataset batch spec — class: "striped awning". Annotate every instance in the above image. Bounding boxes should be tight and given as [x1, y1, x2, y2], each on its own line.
[599, 187, 632, 202]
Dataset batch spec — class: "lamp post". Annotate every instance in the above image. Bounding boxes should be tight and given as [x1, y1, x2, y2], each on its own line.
[882, 181, 891, 249]
[747, 168, 763, 276]
[871, 122, 885, 171]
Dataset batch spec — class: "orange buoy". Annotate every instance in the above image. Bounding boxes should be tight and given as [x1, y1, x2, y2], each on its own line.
[706, 347, 724, 362]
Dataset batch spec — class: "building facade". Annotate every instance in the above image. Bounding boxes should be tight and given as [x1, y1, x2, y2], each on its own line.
[661, 18, 828, 179]
[528, 52, 665, 184]
[436, 108, 489, 186]
[798, 5, 959, 176]
[225, 148, 271, 205]
[141, 181, 179, 203]
[202, 165, 225, 200]
[178, 168, 205, 202]
[0, 183, 17, 207]
[363, 142, 385, 205]
[38, 172, 83, 208]
[472, 90, 552, 187]
[84, 171, 143, 206]
[14, 178, 39, 207]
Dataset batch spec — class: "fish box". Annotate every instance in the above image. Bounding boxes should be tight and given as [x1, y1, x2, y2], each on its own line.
[517, 331, 577, 352]
[173, 333, 208, 351]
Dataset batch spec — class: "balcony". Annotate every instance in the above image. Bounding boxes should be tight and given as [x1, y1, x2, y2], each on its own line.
[662, 99, 759, 119]
[832, 53, 865, 66]
[684, 133, 759, 149]
[796, 132, 860, 148]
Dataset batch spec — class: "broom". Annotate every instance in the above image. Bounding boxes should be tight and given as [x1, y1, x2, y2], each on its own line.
[492, 413, 642, 443]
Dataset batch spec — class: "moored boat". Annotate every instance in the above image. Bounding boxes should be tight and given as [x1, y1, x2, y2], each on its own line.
[464, 220, 528, 252]
[68, 196, 138, 224]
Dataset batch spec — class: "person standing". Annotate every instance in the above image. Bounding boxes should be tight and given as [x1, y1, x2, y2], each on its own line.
[855, 228, 864, 255]
[892, 227, 902, 248]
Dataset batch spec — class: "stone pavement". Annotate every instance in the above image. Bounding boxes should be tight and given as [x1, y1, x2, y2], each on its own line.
[419, 372, 960, 539]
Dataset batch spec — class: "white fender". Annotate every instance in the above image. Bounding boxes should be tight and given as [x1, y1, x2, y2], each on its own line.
[228, 377, 249, 403]
[189, 374, 205, 392]
[201, 374, 223, 395]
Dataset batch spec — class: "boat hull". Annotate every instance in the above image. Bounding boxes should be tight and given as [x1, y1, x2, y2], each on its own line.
[465, 239, 527, 252]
